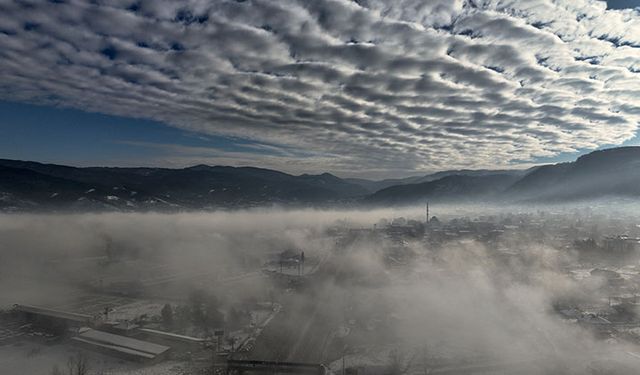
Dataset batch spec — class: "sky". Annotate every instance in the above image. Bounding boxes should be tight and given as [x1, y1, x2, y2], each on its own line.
[0, 0, 639, 179]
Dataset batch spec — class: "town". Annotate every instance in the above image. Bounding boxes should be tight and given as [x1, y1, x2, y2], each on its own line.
[2, 206, 640, 374]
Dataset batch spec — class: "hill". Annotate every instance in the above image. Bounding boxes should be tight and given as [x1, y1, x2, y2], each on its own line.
[506, 147, 640, 201]
[364, 174, 520, 205]
[0, 160, 368, 211]
[2, 146, 640, 211]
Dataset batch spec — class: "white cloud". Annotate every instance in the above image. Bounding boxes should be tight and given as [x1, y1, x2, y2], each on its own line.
[0, 0, 639, 176]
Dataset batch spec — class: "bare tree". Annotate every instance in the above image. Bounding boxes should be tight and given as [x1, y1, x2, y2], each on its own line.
[420, 344, 433, 375]
[50, 365, 64, 375]
[387, 348, 414, 375]
[49, 354, 91, 375]
[161, 303, 174, 329]
[67, 354, 89, 375]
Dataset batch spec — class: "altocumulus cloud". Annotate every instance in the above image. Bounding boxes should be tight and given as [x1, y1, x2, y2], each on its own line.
[0, 0, 639, 177]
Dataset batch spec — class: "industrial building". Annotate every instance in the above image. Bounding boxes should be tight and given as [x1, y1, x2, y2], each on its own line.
[12, 304, 93, 333]
[12, 304, 173, 363]
[137, 327, 208, 351]
[71, 328, 170, 363]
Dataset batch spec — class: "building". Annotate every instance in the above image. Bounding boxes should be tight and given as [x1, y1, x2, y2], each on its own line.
[71, 328, 170, 363]
[137, 328, 208, 351]
[603, 235, 640, 253]
[13, 304, 93, 333]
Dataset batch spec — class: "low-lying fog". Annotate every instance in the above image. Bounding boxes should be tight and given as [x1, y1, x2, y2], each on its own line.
[2, 204, 640, 374]
[0, 208, 418, 308]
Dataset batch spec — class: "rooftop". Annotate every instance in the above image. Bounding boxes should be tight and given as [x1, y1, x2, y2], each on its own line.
[72, 329, 170, 360]
[13, 304, 92, 323]
[139, 328, 207, 343]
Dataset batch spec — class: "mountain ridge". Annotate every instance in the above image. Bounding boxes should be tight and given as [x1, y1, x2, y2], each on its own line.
[1, 146, 640, 211]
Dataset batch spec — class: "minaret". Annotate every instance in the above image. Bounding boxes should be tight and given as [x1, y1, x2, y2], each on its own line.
[426, 202, 429, 224]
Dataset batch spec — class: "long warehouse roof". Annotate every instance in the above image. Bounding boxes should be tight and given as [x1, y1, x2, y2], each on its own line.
[13, 304, 92, 323]
[76, 329, 170, 356]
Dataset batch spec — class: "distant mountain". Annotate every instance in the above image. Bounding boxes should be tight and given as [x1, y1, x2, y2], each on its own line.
[346, 169, 527, 193]
[1, 146, 640, 211]
[364, 147, 640, 205]
[364, 174, 521, 205]
[0, 160, 369, 211]
[506, 147, 640, 201]
[343, 176, 424, 193]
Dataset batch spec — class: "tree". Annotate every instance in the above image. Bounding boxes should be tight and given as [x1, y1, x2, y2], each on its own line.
[387, 348, 413, 375]
[50, 354, 90, 375]
[161, 303, 174, 329]
[189, 289, 207, 328]
[204, 296, 225, 330]
[67, 354, 89, 375]
[188, 289, 225, 333]
[173, 304, 191, 333]
[420, 344, 434, 375]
